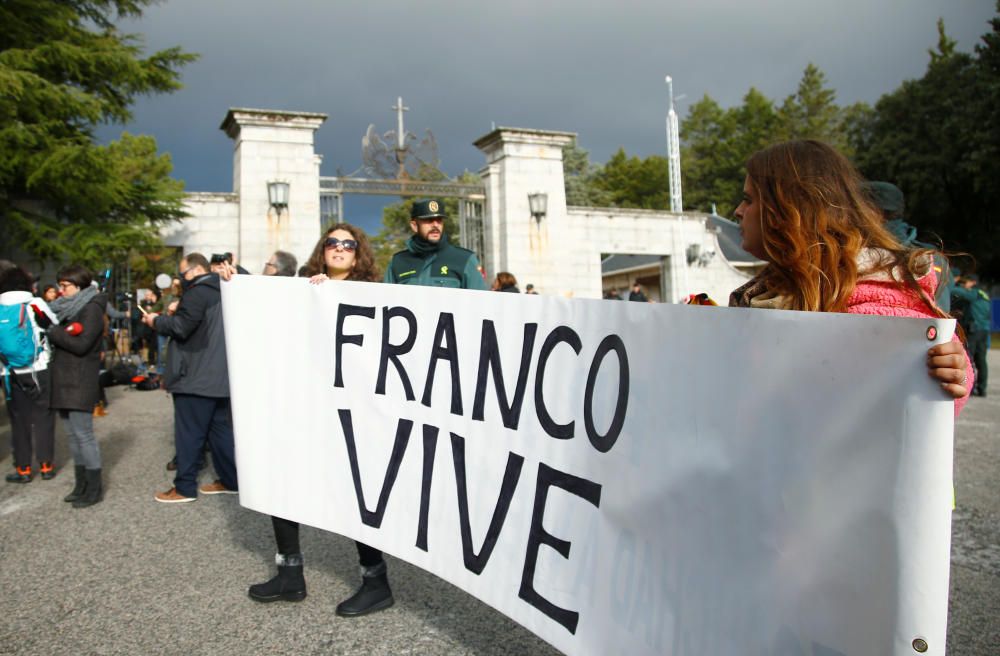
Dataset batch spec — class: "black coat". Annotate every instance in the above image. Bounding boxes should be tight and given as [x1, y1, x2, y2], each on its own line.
[47, 293, 107, 412]
[153, 273, 230, 398]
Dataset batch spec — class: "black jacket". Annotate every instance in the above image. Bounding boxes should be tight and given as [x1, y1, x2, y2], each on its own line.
[47, 293, 106, 411]
[154, 273, 230, 397]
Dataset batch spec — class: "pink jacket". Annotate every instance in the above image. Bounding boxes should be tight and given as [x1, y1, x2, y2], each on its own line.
[847, 269, 972, 415]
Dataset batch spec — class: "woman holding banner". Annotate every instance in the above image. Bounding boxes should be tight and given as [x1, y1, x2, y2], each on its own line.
[729, 139, 971, 409]
[248, 223, 380, 605]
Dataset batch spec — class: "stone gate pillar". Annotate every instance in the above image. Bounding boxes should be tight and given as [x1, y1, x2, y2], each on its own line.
[474, 127, 575, 295]
[221, 108, 327, 272]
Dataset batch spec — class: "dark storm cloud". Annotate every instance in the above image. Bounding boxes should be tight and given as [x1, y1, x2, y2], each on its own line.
[116, 0, 995, 200]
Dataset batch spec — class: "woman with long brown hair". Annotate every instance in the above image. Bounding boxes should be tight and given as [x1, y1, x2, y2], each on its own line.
[730, 139, 971, 407]
[301, 222, 379, 281]
[247, 222, 380, 605]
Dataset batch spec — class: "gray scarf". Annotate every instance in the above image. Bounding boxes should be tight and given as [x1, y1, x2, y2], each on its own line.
[49, 285, 98, 322]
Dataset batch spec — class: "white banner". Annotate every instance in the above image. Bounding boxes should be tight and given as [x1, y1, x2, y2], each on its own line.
[222, 276, 954, 656]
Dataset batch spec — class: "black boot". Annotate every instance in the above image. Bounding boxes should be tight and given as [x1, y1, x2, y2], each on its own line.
[63, 465, 87, 502]
[72, 469, 103, 508]
[335, 561, 394, 617]
[248, 553, 306, 602]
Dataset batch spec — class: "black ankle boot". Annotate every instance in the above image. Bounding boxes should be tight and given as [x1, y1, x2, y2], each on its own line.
[335, 561, 394, 617]
[63, 465, 87, 502]
[248, 553, 307, 602]
[72, 468, 102, 508]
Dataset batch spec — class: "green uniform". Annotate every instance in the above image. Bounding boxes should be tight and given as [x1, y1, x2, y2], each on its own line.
[951, 282, 991, 396]
[385, 234, 488, 290]
[950, 284, 992, 333]
[886, 217, 953, 312]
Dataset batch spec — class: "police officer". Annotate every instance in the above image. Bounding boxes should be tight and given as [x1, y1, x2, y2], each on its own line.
[383, 199, 488, 290]
[951, 273, 991, 397]
[335, 199, 486, 619]
[864, 181, 953, 312]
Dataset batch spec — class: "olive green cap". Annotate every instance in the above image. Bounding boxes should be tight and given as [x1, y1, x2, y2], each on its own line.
[862, 181, 905, 218]
[411, 199, 447, 220]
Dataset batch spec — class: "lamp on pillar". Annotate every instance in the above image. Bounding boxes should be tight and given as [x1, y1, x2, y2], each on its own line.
[267, 181, 290, 217]
[528, 192, 548, 224]
[686, 243, 701, 265]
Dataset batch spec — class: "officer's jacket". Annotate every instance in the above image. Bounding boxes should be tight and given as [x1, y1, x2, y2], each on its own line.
[385, 237, 488, 290]
[951, 284, 993, 332]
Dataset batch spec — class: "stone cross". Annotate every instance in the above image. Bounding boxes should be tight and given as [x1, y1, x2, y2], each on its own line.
[392, 96, 409, 151]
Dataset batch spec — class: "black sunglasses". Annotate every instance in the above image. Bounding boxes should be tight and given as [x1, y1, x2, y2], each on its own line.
[324, 237, 358, 252]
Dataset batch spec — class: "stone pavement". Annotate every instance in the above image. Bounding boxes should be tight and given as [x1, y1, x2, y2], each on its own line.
[0, 351, 997, 655]
[946, 348, 1000, 654]
[0, 386, 558, 656]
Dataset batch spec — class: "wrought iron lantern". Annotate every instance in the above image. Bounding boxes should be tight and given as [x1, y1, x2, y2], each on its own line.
[528, 192, 548, 223]
[267, 181, 290, 216]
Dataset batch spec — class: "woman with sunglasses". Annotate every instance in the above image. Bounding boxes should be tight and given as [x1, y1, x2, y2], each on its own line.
[301, 224, 379, 284]
[248, 223, 378, 604]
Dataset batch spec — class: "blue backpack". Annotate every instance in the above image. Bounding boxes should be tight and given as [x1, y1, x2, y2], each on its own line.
[0, 303, 40, 398]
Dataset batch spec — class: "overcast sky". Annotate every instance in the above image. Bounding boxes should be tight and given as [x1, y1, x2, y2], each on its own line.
[113, 0, 996, 233]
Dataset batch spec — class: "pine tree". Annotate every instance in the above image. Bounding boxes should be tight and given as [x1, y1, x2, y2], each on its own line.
[0, 0, 197, 270]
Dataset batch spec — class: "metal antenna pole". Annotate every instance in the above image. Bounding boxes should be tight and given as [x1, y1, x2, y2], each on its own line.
[665, 76, 683, 213]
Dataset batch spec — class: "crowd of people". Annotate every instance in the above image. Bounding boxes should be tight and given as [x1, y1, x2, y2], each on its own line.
[0, 139, 988, 621]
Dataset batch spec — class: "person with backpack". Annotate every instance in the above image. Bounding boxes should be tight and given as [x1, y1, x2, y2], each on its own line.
[0, 265, 57, 483]
[46, 265, 108, 508]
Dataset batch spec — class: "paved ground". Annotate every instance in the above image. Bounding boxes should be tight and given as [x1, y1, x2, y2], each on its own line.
[0, 351, 996, 655]
[946, 349, 1000, 654]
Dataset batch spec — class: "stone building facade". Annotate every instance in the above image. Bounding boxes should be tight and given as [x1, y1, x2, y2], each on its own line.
[167, 108, 759, 300]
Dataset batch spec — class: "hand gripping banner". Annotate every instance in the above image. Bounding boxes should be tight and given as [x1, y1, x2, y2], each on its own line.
[222, 276, 954, 656]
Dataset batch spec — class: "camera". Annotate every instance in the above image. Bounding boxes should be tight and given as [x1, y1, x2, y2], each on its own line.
[210, 252, 233, 265]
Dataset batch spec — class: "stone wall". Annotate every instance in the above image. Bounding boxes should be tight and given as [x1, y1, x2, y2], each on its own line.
[172, 109, 327, 273]
[169, 112, 755, 299]
[566, 207, 753, 302]
[163, 192, 240, 261]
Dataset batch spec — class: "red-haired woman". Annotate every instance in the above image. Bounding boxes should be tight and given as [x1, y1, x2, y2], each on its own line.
[730, 140, 971, 409]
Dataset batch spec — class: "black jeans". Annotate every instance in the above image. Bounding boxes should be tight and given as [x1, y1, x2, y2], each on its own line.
[272, 517, 383, 569]
[968, 330, 989, 394]
[355, 541, 384, 569]
[271, 515, 300, 555]
[5, 369, 55, 468]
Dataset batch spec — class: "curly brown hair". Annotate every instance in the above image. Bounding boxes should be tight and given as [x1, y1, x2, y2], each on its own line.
[302, 223, 380, 282]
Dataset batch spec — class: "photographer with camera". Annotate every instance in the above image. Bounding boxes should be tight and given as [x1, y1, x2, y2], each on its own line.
[209, 252, 248, 276]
